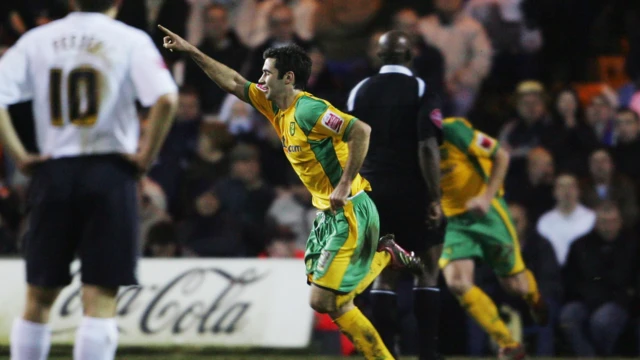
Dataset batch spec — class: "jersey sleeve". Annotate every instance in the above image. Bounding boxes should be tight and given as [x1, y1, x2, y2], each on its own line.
[443, 118, 499, 158]
[294, 96, 357, 141]
[130, 34, 178, 107]
[0, 39, 33, 108]
[243, 82, 277, 122]
[417, 87, 444, 144]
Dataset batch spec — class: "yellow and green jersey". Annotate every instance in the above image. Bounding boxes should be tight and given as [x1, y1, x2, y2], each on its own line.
[440, 117, 503, 217]
[244, 82, 371, 210]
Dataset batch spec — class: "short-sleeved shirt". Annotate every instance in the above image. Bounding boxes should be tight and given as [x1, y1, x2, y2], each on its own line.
[244, 82, 371, 210]
[440, 117, 502, 217]
[0, 12, 177, 158]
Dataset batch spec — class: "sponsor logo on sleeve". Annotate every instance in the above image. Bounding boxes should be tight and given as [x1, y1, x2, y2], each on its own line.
[321, 111, 344, 133]
[476, 133, 495, 150]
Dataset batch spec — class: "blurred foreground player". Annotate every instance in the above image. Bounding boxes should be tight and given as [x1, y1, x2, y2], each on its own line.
[159, 25, 422, 360]
[347, 30, 445, 360]
[0, 0, 178, 359]
[438, 118, 548, 360]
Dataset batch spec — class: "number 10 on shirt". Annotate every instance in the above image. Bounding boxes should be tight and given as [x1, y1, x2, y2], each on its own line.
[49, 66, 100, 127]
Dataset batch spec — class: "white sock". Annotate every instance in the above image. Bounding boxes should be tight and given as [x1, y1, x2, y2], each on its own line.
[73, 317, 119, 360]
[10, 318, 51, 360]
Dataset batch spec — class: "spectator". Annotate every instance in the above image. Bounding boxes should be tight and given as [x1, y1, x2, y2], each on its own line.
[138, 176, 171, 251]
[145, 220, 182, 258]
[235, 0, 317, 49]
[258, 226, 304, 259]
[215, 144, 276, 256]
[217, 94, 257, 136]
[148, 87, 201, 216]
[244, 4, 312, 82]
[418, 0, 492, 115]
[585, 89, 618, 146]
[465, 0, 543, 91]
[266, 176, 316, 251]
[510, 202, 562, 356]
[180, 186, 245, 257]
[536, 174, 596, 265]
[581, 148, 639, 229]
[560, 202, 637, 356]
[391, 8, 446, 100]
[179, 122, 233, 220]
[183, 4, 249, 114]
[546, 88, 598, 177]
[499, 81, 553, 180]
[306, 45, 345, 106]
[504, 147, 555, 224]
[611, 108, 640, 185]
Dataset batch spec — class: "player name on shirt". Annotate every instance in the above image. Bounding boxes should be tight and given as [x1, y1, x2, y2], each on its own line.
[52, 35, 104, 53]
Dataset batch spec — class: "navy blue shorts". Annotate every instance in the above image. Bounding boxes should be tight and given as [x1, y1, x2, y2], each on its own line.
[366, 175, 446, 253]
[24, 154, 139, 287]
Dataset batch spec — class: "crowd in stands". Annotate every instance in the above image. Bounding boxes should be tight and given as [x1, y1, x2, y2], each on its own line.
[1, 0, 639, 357]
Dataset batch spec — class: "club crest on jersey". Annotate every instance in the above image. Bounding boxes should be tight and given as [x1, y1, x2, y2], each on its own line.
[476, 133, 495, 150]
[256, 83, 268, 92]
[321, 111, 343, 133]
[289, 122, 296, 136]
[430, 109, 443, 128]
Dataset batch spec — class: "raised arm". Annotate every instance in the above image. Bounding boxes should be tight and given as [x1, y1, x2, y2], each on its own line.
[158, 25, 249, 102]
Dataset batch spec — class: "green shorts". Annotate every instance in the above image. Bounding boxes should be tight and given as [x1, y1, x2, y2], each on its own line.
[305, 191, 380, 293]
[439, 197, 525, 277]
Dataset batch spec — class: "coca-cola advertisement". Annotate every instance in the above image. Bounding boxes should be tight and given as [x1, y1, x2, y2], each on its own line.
[0, 259, 314, 348]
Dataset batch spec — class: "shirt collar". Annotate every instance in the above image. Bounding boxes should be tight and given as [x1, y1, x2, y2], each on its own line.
[379, 65, 413, 76]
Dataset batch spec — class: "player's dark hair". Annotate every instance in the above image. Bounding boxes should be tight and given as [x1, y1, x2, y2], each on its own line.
[75, 0, 117, 12]
[263, 45, 312, 90]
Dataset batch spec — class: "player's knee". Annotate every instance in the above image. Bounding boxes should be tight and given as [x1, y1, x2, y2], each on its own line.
[24, 286, 63, 323]
[309, 286, 337, 314]
[81, 284, 118, 318]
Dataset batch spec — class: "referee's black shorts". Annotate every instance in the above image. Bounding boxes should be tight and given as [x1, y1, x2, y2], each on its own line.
[367, 174, 446, 253]
[23, 154, 139, 288]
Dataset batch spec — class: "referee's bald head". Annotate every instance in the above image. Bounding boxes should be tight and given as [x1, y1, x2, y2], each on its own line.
[377, 30, 413, 66]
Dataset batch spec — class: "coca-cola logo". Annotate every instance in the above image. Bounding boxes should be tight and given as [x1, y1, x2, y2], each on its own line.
[51, 266, 268, 336]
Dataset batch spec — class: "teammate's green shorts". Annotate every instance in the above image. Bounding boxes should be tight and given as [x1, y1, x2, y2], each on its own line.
[305, 191, 380, 294]
[439, 197, 525, 277]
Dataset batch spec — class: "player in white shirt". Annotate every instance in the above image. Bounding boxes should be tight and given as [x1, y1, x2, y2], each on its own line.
[0, 0, 178, 359]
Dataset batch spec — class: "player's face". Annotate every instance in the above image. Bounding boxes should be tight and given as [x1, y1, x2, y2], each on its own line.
[554, 175, 579, 205]
[615, 111, 639, 143]
[259, 58, 287, 100]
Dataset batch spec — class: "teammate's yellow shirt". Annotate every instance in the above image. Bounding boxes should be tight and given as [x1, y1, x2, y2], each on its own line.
[244, 82, 371, 210]
[440, 117, 503, 217]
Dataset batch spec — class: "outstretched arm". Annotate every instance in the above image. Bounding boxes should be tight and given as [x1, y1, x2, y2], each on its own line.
[158, 25, 248, 102]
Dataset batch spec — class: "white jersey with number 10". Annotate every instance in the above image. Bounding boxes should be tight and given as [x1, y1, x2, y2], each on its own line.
[0, 12, 177, 158]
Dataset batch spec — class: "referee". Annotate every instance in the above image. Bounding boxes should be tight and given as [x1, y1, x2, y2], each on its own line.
[347, 30, 445, 360]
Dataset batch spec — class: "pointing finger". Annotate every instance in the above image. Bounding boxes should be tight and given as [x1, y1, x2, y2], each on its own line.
[157, 24, 174, 36]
